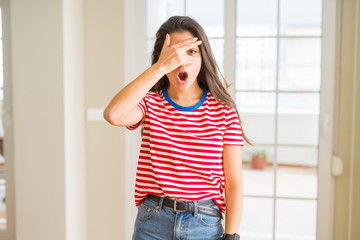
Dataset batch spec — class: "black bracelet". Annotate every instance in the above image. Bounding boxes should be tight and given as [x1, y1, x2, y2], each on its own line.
[222, 233, 240, 240]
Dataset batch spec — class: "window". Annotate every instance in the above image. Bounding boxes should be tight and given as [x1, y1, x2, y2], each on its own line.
[140, 0, 335, 239]
[235, 1, 322, 239]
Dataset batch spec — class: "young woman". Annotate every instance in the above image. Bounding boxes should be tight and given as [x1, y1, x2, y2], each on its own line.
[104, 16, 250, 240]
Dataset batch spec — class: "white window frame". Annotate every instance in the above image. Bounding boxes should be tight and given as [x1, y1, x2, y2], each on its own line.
[124, 0, 339, 239]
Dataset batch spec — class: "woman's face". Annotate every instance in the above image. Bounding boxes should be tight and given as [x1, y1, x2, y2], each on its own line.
[165, 31, 202, 91]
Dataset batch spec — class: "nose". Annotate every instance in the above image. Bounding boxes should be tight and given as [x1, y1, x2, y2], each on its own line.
[179, 63, 189, 70]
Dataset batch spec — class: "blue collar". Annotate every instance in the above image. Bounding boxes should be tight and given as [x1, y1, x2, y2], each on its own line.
[162, 88, 208, 111]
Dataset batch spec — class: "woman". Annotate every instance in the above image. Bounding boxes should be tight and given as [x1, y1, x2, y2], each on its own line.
[104, 16, 250, 240]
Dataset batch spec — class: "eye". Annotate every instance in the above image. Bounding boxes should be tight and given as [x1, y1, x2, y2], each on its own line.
[189, 49, 198, 54]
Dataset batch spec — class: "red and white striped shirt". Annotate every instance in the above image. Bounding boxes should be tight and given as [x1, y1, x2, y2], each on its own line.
[126, 89, 243, 213]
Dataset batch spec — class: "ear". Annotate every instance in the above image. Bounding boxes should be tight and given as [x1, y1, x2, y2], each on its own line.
[163, 33, 170, 48]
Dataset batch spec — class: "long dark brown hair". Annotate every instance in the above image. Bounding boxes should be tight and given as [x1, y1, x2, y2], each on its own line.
[150, 16, 251, 145]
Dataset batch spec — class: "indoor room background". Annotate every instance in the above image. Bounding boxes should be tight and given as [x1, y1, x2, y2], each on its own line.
[0, 0, 358, 240]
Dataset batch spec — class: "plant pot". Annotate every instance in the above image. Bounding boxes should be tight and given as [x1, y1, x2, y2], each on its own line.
[251, 154, 267, 169]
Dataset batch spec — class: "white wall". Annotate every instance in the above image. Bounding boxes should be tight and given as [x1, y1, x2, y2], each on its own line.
[84, 0, 127, 239]
[11, 0, 86, 239]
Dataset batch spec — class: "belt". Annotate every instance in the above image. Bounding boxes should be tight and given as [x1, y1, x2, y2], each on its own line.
[147, 194, 223, 219]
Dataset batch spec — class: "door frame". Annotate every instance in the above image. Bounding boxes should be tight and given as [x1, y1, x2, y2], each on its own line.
[123, 1, 340, 239]
[317, 0, 341, 239]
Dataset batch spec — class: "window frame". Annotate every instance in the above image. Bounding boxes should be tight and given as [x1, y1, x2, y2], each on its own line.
[124, 0, 339, 239]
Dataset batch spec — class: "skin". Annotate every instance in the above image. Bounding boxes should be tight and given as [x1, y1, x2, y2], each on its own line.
[223, 145, 243, 234]
[103, 31, 243, 235]
[164, 31, 203, 106]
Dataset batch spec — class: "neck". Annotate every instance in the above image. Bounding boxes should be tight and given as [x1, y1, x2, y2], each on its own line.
[166, 83, 204, 106]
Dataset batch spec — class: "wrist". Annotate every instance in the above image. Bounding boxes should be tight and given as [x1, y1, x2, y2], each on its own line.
[152, 62, 168, 76]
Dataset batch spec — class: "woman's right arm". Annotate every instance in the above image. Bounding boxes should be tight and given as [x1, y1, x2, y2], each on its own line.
[103, 34, 202, 126]
[103, 63, 166, 126]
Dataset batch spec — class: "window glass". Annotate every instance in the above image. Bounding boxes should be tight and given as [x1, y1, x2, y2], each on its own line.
[279, 38, 322, 91]
[209, 39, 224, 75]
[237, 0, 278, 36]
[279, 0, 323, 36]
[277, 93, 320, 145]
[146, 0, 184, 38]
[236, 92, 276, 144]
[275, 199, 317, 239]
[239, 197, 274, 239]
[186, 0, 224, 38]
[236, 38, 277, 91]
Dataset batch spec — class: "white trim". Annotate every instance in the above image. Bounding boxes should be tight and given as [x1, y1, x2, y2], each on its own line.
[348, 0, 359, 239]
[332, 0, 342, 156]
[317, 0, 339, 239]
[272, 1, 281, 237]
[124, 0, 146, 239]
[224, 0, 236, 99]
[62, 0, 87, 238]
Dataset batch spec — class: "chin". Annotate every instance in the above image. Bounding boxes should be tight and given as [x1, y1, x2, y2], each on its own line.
[172, 79, 197, 89]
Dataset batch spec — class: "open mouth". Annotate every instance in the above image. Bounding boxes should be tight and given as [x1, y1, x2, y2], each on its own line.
[178, 71, 188, 81]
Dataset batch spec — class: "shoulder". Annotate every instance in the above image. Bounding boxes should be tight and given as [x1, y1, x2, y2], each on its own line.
[205, 92, 240, 122]
[144, 90, 164, 101]
[205, 91, 232, 112]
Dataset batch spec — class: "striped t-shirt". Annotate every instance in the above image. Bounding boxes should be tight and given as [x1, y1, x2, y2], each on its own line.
[126, 89, 243, 213]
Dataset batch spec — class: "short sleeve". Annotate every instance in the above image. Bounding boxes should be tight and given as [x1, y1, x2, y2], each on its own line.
[126, 94, 148, 131]
[223, 107, 244, 146]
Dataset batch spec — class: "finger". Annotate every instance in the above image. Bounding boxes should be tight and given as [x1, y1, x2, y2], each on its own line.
[179, 40, 202, 52]
[183, 55, 201, 65]
[171, 37, 198, 48]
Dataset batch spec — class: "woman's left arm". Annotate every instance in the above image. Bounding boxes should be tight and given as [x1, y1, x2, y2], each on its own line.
[223, 144, 243, 234]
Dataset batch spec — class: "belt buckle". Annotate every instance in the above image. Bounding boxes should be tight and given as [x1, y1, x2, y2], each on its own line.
[174, 200, 187, 212]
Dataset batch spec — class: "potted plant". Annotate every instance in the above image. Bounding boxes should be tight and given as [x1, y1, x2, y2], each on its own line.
[251, 150, 267, 169]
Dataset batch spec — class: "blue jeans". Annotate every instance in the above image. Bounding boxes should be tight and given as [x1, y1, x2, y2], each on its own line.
[132, 196, 224, 240]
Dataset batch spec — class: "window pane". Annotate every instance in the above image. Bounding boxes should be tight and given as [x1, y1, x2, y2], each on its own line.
[279, 38, 322, 91]
[146, 38, 156, 67]
[276, 163, 318, 199]
[277, 93, 320, 145]
[277, 146, 318, 167]
[279, 0, 322, 36]
[278, 92, 320, 113]
[243, 146, 274, 197]
[209, 39, 224, 75]
[236, 38, 277, 91]
[186, 0, 224, 37]
[236, 92, 275, 144]
[237, 0, 278, 36]
[275, 199, 317, 240]
[146, 0, 184, 38]
[239, 197, 274, 240]
[236, 92, 276, 113]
